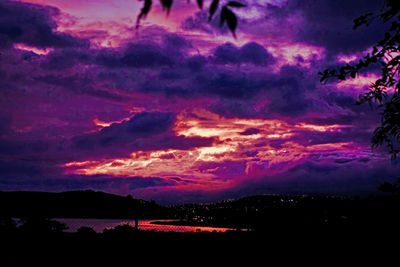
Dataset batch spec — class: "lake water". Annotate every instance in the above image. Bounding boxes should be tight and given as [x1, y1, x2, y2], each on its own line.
[55, 218, 235, 233]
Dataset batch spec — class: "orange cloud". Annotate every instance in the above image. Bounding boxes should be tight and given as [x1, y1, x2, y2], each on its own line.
[64, 109, 358, 191]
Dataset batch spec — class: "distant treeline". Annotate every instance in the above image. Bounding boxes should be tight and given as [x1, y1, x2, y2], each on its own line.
[0, 190, 169, 219]
[2, 190, 400, 230]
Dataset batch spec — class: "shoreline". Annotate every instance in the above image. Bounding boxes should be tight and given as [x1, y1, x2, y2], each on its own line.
[150, 220, 243, 230]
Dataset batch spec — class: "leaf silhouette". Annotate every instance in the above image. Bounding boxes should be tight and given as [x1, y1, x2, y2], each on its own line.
[208, 0, 219, 21]
[227, 1, 246, 8]
[220, 6, 227, 26]
[160, 0, 173, 15]
[136, 0, 152, 29]
[372, 46, 378, 55]
[197, 0, 203, 9]
[220, 6, 238, 38]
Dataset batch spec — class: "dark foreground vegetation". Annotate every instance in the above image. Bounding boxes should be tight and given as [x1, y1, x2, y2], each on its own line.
[2, 190, 400, 263]
[1, 215, 399, 264]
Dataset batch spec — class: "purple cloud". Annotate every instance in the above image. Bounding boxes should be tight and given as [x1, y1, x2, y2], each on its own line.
[67, 111, 215, 160]
[0, 0, 88, 48]
[284, 0, 388, 56]
[0, 0, 397, 204]
[213, 42, 275, 66]
[240, 128, 261, 135]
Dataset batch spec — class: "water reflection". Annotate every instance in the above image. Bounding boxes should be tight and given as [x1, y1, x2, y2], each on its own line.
[56, 218, 235, 233]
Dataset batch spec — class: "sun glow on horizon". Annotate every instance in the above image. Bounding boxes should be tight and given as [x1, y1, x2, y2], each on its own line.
[63, 110, 361, 191]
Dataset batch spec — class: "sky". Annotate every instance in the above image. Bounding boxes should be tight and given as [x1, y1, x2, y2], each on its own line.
[0, 0, 398, 204]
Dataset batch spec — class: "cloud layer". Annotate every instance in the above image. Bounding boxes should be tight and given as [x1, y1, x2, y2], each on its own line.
[0, 0, 398, 204]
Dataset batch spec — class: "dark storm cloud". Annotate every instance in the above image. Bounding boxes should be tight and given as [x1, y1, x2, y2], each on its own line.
[207, 64, 319, 118]
[0, 111, 214, 164]
[289, 0, 388, 55]
[35, 74, 128, 102]
[209, 100, 263, 118]
[95, 34, 189, 69]
[90, 39, 288, 103]
[39, 42, 180, 70]
[292, 128, 372, 147]
[240, 128, 261, 135]
[5, 19, 318, 120]
[185, 55, 207, 71]
[204, 71, 264, 99]
[0, 0, 88, 48]
[95, 37, 274, 73]
[72, 112, 175, 149]
[213, 42, 275, 66]
[0, 159, 48, 178]
[121, 43, 176, 68]
[69, 111, 215, 159]
[162, 33, 192, 51]
[0, 138, 51, 158]
[130, 49, 318, 115]
[40, 48, 92, 70]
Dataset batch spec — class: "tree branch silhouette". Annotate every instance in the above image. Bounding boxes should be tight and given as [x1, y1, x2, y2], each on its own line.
[319, 0, 400, 159]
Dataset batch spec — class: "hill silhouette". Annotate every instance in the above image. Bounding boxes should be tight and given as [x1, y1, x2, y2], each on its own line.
[0, 190, 168, 219]
[161, 193, 400, 230]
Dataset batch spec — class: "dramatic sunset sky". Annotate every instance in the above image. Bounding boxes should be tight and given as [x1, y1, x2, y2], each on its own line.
[0, 0, 398, 204]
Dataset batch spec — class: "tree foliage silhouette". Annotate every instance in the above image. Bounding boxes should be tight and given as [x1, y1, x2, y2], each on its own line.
[378, 177, 400, 194]
[319, 0, 400, 158]
[135, 0, 246, 37]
